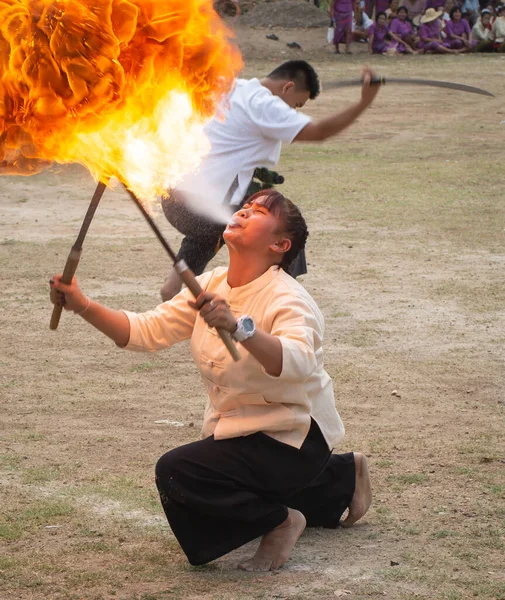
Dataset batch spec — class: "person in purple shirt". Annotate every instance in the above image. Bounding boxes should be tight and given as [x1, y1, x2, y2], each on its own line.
[376, 0, 391, 15]
[389, 6, 423, 52]
[444, 6, 477, 49]
[330, 0, 354, 54]
[368, 11, 398, 52]
[418, 7, 462, 51]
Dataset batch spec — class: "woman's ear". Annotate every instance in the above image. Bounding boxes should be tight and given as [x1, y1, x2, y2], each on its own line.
[270, 237, 292, 256]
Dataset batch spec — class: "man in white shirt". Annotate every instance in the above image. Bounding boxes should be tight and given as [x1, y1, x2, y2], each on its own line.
[161, 60, 380, 301]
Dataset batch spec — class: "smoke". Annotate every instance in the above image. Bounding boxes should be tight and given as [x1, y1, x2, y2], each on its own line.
[172, 180, 234, 225]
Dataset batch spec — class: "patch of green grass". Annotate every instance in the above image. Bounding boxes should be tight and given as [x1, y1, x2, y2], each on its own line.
[485, 483, 505, 497]
[388, 473, 428, 488]
[21, 466, 63, 485]
[469, 581, 505, 600]
[78, 475, 160, 514]
[431, 530, 457, 539]
[73, 541, 111, 553]
[442, 590, 464, 600]
[331, 310, 352, 318]
[399, 525, 421, 536]
[11, 431, 45, 443]
[131, 361, 157, 372]
[0, 452, 23, 470]
[375, 459, 394, 468]
[0, 522, 24, 542]
[1, 498, 76, 541]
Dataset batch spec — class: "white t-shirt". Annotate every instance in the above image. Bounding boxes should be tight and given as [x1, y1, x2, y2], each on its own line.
[352, 11, 373, 31]
[177, 78, 311, 206]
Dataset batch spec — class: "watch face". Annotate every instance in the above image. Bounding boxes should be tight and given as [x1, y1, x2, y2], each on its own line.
[242, 317, 255, 334]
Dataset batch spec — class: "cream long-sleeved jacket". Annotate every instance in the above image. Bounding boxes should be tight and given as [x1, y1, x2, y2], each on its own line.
[124, 266, 344, 450]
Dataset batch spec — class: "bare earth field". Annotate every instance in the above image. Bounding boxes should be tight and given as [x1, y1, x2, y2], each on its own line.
[1, 27, 505, 600]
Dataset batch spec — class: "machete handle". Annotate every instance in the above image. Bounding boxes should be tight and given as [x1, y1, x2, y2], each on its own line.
[370, 76, 386, 86]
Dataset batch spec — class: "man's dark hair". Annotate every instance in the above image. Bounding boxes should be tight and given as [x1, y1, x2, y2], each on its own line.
[267, 60, 320, 100]
[244, 189, 309, 275]
[450, 5, 462, 17]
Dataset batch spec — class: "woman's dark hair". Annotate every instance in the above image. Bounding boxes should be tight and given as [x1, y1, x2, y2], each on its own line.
[450, 5, 462, 16]
[267, 60, 320, 100]
[398, 5, 409, 14]
[243, 189, 308, 275]
[376, 10, 387, 21]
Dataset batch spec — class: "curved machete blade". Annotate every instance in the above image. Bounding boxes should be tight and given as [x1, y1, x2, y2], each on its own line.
[324, 77, 494, 97]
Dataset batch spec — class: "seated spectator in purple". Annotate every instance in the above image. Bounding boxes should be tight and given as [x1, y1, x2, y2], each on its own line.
[352, 0, 374, 42]
[472, 9, 495, 50]
[389, 6, 423, 50]
[368, 11, 399, 52]
[445, 6, 477, 49]
[418, 7, 462, 50]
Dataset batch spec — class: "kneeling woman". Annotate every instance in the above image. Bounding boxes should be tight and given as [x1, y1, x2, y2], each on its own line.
[50, 190, 372, 571]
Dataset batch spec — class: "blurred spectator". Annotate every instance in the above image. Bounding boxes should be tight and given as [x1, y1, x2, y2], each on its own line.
[352, 0, 374, 41]
[376, 0, 391, 17]
[472, 9, 495, 49]
[462, 0, 480, 25]
[418, 7, 462, 50]
[390, 6, 423, 50]
[330, 0, 353, 53]
[492, 4, 505, 50]
[445, 6, 477, 49]
[386, 0, 400, 21]
[403, 0, 427, 21]
[368, 11, 399, 52]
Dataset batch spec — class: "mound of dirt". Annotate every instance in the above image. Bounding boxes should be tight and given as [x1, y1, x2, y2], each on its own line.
[240, 0, 329, 28]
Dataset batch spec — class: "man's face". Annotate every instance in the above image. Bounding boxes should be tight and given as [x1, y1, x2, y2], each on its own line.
[277, 82, 311, 109]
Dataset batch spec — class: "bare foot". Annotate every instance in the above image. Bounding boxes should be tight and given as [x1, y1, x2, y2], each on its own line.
[341, 452, 372, 527]
[238, 508, 306, 572]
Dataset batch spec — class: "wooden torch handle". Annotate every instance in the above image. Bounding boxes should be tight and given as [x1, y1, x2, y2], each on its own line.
[49, 247, 82, 330]
[175, 261, 241, 362]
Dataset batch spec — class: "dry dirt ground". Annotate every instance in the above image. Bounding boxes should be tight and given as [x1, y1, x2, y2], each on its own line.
[1, 24, 505, 600]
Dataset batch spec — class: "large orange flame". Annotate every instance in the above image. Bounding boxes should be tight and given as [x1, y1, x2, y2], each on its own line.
[0, 0, 241, 199]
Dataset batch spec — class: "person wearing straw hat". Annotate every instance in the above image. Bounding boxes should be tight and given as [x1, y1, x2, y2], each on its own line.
[50, 189, 372, 570]
[418, 7, 463, 51]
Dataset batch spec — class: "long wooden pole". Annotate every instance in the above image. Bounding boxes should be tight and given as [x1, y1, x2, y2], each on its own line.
[49, 180, 108, 330]
[122, 184, 241, 362]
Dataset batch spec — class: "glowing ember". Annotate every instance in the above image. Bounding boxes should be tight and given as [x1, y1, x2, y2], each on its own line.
[0, 0, 241, 200]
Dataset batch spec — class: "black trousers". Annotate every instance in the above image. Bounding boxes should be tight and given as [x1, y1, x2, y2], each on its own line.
[161, 195, 308, 278]
[155, 420, 355, 565]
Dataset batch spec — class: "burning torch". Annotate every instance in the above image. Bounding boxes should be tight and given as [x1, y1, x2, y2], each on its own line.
[0, 0, 242, 359]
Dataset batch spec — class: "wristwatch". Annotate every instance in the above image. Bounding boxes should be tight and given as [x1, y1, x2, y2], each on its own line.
[231, 315, 256, 343]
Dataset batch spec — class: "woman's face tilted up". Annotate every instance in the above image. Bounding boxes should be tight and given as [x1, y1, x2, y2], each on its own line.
[223, 195, 292, 260]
